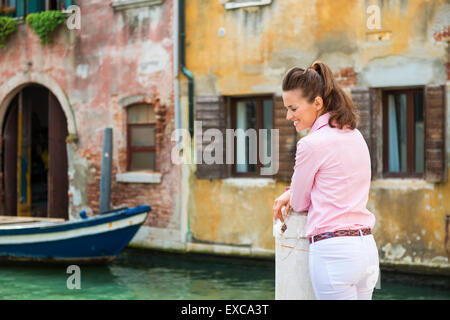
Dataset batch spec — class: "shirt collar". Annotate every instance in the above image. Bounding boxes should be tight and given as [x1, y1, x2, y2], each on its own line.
[308, 112, 331, 135]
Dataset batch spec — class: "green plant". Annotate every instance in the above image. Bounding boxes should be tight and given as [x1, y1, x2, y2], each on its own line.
[26, 10, 65, 45]
[0, 16, 17, 48]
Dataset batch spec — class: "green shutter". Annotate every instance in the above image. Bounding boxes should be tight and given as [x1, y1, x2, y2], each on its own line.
[27, 0, 45, 14]
[15, 0, 25, 17]
[63, 0, 73, 9]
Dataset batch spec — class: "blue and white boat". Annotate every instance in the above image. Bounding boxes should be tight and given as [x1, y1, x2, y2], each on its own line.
[0, 205, 151, 264]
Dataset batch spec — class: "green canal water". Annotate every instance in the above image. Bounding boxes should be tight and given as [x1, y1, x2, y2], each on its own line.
[0, 249, 449, 300]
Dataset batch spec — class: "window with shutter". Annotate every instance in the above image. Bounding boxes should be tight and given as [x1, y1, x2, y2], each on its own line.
[273, 95, 296, 182]
[381, 89, 425, 178]
[15, 0, 24, 16]
[352, 88, 377, 179]
[48, 0, 64, 10]
[352, 86, 446, 182]
[62, 0, 72, 9]
[424, 85, 447, 183]
[193, 94, 305, 180]
[10, 0, 67, 17]
[195, 96, 228, 179]
[0, 1, 16, 16]
[229, 96, 274, 177]
[27, 0, 45, 14]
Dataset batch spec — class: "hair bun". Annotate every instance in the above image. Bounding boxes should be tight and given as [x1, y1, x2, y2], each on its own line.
[310, 63, 321, 76]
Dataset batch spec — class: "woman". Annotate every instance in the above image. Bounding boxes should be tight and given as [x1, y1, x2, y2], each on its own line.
[272, 61, 380, 300]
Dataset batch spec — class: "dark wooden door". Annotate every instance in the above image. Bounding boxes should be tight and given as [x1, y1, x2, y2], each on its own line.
[48, 91, 68, 219]
[18, 90, 32, 217]
[3, 100, 18, 216]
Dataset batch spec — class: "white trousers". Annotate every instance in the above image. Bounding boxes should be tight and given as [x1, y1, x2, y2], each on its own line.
[308, 232, 380, 300]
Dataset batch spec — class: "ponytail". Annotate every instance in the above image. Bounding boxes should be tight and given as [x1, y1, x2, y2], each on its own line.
[282, 61, 358, 130]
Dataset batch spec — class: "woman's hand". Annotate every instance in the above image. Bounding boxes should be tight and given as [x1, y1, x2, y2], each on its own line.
[273, 189, 291, 223]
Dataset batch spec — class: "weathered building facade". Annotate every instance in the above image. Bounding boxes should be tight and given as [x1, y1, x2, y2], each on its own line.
[1, 0, 449, 276]
[0, 1, 182, 237]
[179, 0, 450, 274]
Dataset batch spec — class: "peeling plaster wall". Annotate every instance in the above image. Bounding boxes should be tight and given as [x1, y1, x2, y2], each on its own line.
[191, 178, 281, 250]
[185, 0, 448, 95]
[185, 0, 450, 273]
[0, 1, 181, 231]
[369, 175, 450, 272]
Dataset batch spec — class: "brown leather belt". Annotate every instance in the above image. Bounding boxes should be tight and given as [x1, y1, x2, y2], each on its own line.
[309, 228, 372, 244]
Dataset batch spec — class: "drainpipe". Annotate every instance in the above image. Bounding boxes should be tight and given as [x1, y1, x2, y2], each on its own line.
[179, 0, 194, 140]
[174, 0, 181, 145]
[177, 0, 193, 243]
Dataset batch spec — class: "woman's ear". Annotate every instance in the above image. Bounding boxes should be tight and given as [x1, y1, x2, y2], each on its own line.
[314, 96, 323, 111]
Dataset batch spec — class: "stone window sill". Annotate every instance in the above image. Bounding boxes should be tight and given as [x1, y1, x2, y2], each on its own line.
[224, 0, 272, 10]
[370, 178, 434, 191]
[116, 171, 162, 184]
[223, 177, 276, 188]
[111, 0, 163, 11]
[12, 16, 24, 24]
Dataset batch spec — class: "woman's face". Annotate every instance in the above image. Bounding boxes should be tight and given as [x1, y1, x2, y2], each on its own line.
[282, 89, 324, 133]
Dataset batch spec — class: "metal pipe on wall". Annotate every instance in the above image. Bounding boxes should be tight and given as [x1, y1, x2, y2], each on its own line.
[179, 0, 194, 139]
[174, 0, 181, 144]
[175, 0, 193, 243]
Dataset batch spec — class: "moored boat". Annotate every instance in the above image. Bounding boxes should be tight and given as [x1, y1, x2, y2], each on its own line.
[0, 205, 151, 265]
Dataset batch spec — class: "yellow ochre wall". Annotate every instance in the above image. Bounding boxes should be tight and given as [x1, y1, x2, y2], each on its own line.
[183, 0, 450, 273]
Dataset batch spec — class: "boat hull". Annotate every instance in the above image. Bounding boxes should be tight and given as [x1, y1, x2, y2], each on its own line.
[0, 206, 150, 264]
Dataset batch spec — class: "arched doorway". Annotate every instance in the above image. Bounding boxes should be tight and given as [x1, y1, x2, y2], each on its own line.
[2, 84, 69, 219]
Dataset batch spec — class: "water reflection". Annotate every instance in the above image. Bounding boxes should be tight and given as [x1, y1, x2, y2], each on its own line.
[109, 250, 274, 300]
[0, 249, 448, 300]
[0, 264, 134, 299]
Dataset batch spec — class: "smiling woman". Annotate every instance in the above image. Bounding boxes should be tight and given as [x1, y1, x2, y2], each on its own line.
[281, 62, 358, 133]
[273, 61, 379, 300]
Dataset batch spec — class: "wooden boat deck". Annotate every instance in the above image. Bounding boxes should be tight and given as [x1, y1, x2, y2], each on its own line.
[0, 216, 65, 226]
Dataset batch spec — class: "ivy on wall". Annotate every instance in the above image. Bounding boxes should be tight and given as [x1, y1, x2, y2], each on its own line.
[26, 10, 65, 45]
[0, 16, 17, 48]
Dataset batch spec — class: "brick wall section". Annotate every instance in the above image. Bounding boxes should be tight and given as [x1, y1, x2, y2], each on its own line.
[84, 100, 180, 229]
[433, 26, 449, 42]
[335, 68, 358, 88]
[0, 0, 180, 227]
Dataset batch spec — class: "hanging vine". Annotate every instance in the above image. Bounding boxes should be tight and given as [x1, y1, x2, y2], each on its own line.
[0, 16, 17, 48]
[26, 10, 65, 45]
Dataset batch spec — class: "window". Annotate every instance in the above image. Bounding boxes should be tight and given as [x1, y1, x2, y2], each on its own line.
[382, 89, 424, 178]
[230, 96, 273, 177]
[1, 0, 72, 18]
[195, 94, 295, 180]
[0, 0, 16, 16]
[48, 0, 64, 10]
[127, 103, 157, 171]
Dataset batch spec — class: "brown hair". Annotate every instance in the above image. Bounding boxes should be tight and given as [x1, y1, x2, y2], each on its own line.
[281, 61, 358, 130]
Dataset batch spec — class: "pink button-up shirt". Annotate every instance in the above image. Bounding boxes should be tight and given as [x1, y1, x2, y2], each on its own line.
[289, 112, 376, 238]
